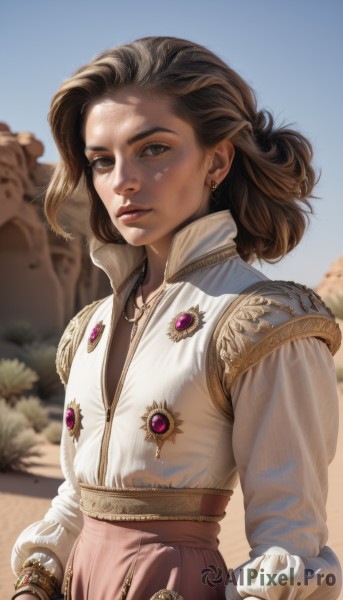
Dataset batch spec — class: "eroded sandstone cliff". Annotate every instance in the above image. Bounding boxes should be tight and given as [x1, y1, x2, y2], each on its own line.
[0, 123, 110, 343]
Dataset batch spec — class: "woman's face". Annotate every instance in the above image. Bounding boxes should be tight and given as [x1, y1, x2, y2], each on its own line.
[84, 86, 214, 252]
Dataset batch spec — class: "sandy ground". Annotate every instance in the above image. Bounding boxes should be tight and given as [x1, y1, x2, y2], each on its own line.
[1, 388, 342, 599]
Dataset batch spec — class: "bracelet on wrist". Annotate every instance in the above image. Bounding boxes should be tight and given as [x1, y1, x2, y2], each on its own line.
[14, 559, 60, 599]
[11, 582, 49, 600]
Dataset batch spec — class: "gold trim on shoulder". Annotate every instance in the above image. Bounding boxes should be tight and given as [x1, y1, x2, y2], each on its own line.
[167, 305, 205, 342]
[56, 297, 108, 386]
[65, 399, 83, 442]
[141, 401, 183, 458]
[87, 320, 105, 352]
[207, 280, 342, 417]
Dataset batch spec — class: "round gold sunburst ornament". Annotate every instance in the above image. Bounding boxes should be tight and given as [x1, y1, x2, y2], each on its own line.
[65, 399, 83, 442]
[167, 305, 205, 342]
[140, 401, 183, 459]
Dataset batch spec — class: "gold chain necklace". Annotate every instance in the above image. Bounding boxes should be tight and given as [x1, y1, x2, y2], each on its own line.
[123, 264, 165, 341]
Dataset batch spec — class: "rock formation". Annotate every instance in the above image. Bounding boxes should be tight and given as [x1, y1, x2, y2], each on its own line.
[0, 123, 110, 345]
[316, 255, 343, 301]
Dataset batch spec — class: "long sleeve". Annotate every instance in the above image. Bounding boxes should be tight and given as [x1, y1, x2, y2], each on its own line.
[225, 337, 342, 599]
[11, 409, 83, 584]
[10, 299, 104, 586]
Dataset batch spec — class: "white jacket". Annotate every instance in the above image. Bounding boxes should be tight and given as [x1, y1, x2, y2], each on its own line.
[12, 211, 342, 599]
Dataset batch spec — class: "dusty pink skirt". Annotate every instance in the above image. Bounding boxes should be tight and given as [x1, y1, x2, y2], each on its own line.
[65, 515, 228, 599]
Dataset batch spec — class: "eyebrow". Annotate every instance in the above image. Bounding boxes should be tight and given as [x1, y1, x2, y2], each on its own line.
[84, 127, 177, 152]
[127, 127, 177, 145]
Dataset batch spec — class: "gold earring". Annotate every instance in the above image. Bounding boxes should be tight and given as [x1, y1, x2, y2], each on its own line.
[210, 180, 217, 191]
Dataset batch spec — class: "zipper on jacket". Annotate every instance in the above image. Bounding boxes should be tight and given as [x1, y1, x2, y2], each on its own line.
[97, 287, 167, 486]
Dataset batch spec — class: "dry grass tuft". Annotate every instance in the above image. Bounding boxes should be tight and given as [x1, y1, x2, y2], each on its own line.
[44, 421, 63, 445]
[0, 400, 41, 472]
[17, 344, 62, 400]
[16, 396, 49, 433]
[0, 359, 38, 402]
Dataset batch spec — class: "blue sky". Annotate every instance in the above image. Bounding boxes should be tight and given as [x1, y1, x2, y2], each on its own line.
[1, 0, 342, 287]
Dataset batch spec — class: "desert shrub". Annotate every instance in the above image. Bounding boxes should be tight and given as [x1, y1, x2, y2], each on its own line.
[325, 296, 343, 320]
[16, 396, 48, 432]
[1, 321, 40, 346]
[44, 421, 63, 445]
[0, 359, 38, 402]
[18, 343, 62, 400]
[336, 367, 343, 383]
[0, 400, 41, 472]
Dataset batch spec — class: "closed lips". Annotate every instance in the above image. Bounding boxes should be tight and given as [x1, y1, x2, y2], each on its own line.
[117, 206, 150, 217]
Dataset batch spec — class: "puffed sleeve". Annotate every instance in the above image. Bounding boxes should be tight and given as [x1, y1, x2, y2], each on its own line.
[225, 337, 342, 599]
[11, 411, 83, 584]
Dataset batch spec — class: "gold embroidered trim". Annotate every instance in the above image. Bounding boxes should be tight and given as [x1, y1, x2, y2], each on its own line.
[63, 538, 79, 600]
[166, 246, 238, 283]
[207, 280, 342, 418]
[119, 548, 141, 600]
[79, 485, 232, 522]
[56, 297, 108, 386]
[150, 591, 185, 600]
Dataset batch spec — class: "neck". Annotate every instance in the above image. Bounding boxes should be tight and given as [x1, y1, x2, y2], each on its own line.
[143, 240, 171, 290]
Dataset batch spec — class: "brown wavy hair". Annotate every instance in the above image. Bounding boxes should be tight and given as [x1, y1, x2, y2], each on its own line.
[45, 36, 316, 262]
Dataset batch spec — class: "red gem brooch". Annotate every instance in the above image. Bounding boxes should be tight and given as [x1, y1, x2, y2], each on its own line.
[65, 399, 83, 442]
[87, 320, 105, 353]
[140, 401, 183, 459]
[167, 305, 205, 342]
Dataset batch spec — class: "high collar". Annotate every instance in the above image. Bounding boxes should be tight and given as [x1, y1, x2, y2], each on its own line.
[90, 210, 238, 292]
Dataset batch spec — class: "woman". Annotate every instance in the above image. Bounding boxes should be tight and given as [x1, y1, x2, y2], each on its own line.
[11, 36, 341, 600]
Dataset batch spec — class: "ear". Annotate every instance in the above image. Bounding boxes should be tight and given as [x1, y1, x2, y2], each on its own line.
[205, 140, 235, 187]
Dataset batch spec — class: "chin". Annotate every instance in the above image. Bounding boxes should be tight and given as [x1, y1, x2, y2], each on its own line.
[118, 228, 156, 248]
[113, 217, 177, 248]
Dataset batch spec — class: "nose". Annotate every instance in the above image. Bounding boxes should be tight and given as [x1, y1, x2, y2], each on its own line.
[111, 157, 140, 196]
